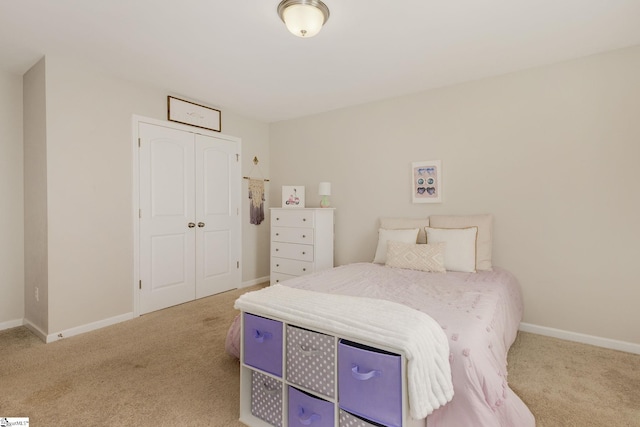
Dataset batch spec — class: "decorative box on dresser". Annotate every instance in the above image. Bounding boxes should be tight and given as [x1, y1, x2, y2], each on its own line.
[270, 208, 335, 285]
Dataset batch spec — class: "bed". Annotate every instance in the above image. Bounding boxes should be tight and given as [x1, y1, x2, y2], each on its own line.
[226, 215, 536, 427]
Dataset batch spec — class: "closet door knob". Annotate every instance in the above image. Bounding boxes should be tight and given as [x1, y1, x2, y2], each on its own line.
[188, 222, 196, 228]
[198, 222, 205, 228]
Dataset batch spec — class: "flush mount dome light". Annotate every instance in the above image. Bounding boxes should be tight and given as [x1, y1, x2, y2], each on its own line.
[277, 0, 330, 38]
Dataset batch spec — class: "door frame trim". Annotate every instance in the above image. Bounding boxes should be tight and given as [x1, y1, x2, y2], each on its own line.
[131, 115, 242, 317]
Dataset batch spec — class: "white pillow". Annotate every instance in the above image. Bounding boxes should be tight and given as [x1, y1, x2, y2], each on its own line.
[428, 214, 493, 271]
[385, 241, 446, 273]
[379, 217, 430, 244]
[373, 228, 420, 264]
[425, 227, 478, 273]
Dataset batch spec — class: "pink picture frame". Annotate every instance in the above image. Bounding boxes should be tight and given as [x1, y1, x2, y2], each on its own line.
[412, 160, 442, 203]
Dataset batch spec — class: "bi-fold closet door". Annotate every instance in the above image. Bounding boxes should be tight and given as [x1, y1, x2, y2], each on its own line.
[138, 122, 240, 315]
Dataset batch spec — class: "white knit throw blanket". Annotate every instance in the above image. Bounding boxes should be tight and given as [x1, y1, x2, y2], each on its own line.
[234, 284, 454, 419]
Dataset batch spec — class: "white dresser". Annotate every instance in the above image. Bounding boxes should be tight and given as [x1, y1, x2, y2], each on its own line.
[270, 208, 334, 285]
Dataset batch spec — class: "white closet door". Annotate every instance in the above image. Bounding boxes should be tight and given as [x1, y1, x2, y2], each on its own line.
[195, 133, 240, 298]
[139, 123, 196, 314]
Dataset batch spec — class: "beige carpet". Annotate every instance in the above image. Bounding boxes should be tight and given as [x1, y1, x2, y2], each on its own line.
[1, 284, 639, 426]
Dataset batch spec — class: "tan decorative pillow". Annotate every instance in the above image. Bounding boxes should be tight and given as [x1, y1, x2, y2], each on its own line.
[385, 241, 446, 273]
[379, 217, 430, 244]
[428, 214, 493, 271]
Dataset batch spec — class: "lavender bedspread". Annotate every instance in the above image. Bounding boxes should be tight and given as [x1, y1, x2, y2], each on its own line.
[226, 263, 535, 427]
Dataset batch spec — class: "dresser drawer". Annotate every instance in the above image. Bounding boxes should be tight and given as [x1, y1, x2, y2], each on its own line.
[243, 313, 283, 377]
[272, 226, 314, 244]
[251, 370, 283, 427]
[288, 386, 335, 427]
[286, 325, 336, 398]
[338, 340, 402, 427]
[272, 257, 314, 277]
[272, 210, 315, 228]
[272, 242, 314, 262]
[270, 272, 297, 285]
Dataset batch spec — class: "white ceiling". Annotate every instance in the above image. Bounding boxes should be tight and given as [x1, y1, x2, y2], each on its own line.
[2, 0, 640, 123]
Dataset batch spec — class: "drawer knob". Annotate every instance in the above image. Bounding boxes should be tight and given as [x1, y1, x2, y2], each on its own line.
[351, 364, 381, 381]
[276, 217, 280, 221]
[276, 248, 279, 251]
[275, 233, 279, 236]
[302, 251, 306, 255]
[302, 268, 306, 272]
[302, 235, 306, 238]
[303, 218, 306, 221]
[276, 264, 280, 267]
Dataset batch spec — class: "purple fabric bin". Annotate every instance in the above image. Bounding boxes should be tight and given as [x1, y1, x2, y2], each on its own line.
[243, 313, 283, 377]
[288, 386, 335, 427]
[338, 340, 402, 427]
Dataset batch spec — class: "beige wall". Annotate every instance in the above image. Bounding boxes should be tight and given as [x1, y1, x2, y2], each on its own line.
[10, 46, 639, 346]
[0, 69, 25, 327]
[21, 55, 270, 336]
[270, 45, 640, 345]
[23, 59, 48, 333]
[225, 114, 271, 284]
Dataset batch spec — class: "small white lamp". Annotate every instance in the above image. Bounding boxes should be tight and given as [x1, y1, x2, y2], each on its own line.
[318, 182, 331, 208]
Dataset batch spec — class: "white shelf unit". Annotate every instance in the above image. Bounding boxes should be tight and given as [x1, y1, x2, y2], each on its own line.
[239, 310, 426, 427]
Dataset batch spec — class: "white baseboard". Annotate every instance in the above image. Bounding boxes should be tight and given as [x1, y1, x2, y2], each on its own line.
[519, 322, 640, 355]
[0, 318, 25, 332]
[43, 312, 134, 343]
[241, 276, 270, 288]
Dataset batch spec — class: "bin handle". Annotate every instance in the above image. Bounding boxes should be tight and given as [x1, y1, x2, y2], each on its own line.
[253, 329, 272, 343]
[297, 407, 321, 425]
[299, 344, 321, 357]
[261, 382, 279, 395]
[351, 364, 381, 381]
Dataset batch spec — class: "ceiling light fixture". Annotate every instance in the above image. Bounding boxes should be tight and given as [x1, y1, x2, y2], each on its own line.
[277, 0, 330, 38]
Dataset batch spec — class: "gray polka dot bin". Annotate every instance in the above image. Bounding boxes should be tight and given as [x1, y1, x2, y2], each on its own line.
[286, 325, 336, 398]
[339, 409, 380, 427]
[251, 370, 283, 427]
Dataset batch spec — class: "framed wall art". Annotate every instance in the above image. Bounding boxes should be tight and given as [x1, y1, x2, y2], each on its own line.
[412, 160, 442, 203]
[167, 96, 221, 132]
[282, 186, 305, 208]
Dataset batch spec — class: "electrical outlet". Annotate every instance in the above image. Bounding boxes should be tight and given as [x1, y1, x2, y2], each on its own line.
[35, 287, 39, 302]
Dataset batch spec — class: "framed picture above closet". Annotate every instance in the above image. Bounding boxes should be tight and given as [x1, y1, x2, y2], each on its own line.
[167, 96, 221, 132]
